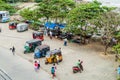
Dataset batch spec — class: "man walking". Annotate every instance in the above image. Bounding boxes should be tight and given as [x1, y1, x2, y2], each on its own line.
[64, 38, 68, 46]
[11, 46, 15, 55]
[49, 31, 53, 39]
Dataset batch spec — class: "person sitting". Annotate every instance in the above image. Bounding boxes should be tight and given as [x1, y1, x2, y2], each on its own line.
[76, 59, 81, 72]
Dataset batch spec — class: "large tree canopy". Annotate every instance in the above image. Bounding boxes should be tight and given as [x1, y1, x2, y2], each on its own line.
[37, 0, 75, 22]
[66, 1, 114, 35]
[92, 11, 120, 54]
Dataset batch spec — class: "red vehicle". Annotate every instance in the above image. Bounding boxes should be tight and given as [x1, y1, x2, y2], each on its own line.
[9, 22, 17, 29]
[72, 66, 81, 73]
[33, 32, 44, 41]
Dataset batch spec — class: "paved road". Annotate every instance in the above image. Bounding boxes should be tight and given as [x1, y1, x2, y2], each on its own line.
[0, 47, 55, 80]
[0, 2, 117, 79]
[0, 22, 116, 80]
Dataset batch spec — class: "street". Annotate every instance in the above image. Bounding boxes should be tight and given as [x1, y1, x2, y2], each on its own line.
[0, 47, 54, 80]
[0, 22, 116, 80]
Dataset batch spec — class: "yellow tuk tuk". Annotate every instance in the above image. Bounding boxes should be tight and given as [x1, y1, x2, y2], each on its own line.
[45, 49, 62, 64]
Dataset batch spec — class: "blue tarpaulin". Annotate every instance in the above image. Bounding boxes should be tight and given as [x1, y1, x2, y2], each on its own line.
[45, 22, 65, 29]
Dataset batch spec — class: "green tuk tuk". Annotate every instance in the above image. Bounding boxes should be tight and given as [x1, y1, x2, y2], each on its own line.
[24, 39, 42, 54]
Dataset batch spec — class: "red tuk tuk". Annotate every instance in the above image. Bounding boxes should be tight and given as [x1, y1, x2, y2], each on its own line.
[33, 32, 44, 41]
[9, 22, 17, 29]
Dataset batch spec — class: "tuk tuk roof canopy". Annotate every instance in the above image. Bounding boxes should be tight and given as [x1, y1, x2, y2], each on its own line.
[45, 22, 65, 30]
[35, 44, 50, 50]
[17, 23, 28, 27]
[46, 49, 61, 57]
[33, 31, 43, 35]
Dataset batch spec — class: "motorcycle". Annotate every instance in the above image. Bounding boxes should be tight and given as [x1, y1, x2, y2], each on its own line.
[72, 65, 81, 73]
[72, 61, 83, 73]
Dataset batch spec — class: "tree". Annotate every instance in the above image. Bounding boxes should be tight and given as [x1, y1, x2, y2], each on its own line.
[65, 0, 111, 44]
[113, 30, 120, 55]
[50, 0, 75, 23]
[93, 11, 120, 54]
[37, 0, 54, 22]
[20, 8, 42, 30]
[37, 0, 75, 23]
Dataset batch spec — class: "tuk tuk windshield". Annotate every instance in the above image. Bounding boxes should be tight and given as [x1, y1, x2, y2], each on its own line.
[25, 43, 29, 47]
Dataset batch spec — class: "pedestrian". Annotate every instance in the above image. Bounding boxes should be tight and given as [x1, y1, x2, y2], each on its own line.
[51, 66, 55, 79]
[117, 65, 120, 78]
[0, 27, 1, 32]
[49, 31, 52, 39]
[37, 60, 40, 69]
[34, 61, 38, 72]
[52, 63, 57, 78]
[64, 38, 68, 46]
[53, 63, 57, 71]
[80, 61, 83, 71]
[11, 46, 15, 55]
[59, 47, 61, 51]
[44, 29, 47, 36]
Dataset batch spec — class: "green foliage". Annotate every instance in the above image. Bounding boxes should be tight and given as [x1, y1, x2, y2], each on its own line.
[117, 77, 120, 80]
[20, 8, 42, 30]
[20, 8, 42, 21]
[114, 31, 120, 40]
[0, 0, 17, 14]
[113, 31, 120, 54]
[66, 1, 111, 36]
[113, 43, 120, 54]
[34, 0, 42, 3]
[37, 0, 75, 22]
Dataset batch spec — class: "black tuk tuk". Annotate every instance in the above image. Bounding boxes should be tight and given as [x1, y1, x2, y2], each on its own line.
[24, 39, 42, 54]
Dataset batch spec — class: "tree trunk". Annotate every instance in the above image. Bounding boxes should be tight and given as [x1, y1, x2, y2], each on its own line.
[104, 43, 109, 55]
[55, 17, 58, 23]
[46, 17, 49, 22]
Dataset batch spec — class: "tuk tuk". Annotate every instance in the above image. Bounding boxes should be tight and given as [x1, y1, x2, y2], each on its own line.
[45, 49, 62, 64]
[24, 39, 42, 54]
[9, 22, 17, 29]
[0, 11, 10, 23]
[34, 44, 50, 59]
[17, 23, 28, 32]
[33, 32, 44, 41]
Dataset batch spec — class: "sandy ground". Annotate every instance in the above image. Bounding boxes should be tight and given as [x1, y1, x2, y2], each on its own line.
[0, 22, 117, 80]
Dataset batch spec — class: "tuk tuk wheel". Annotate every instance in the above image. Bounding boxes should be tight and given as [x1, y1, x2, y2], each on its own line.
[45, 61, 48, 65]
[24, 51, 26, 54]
